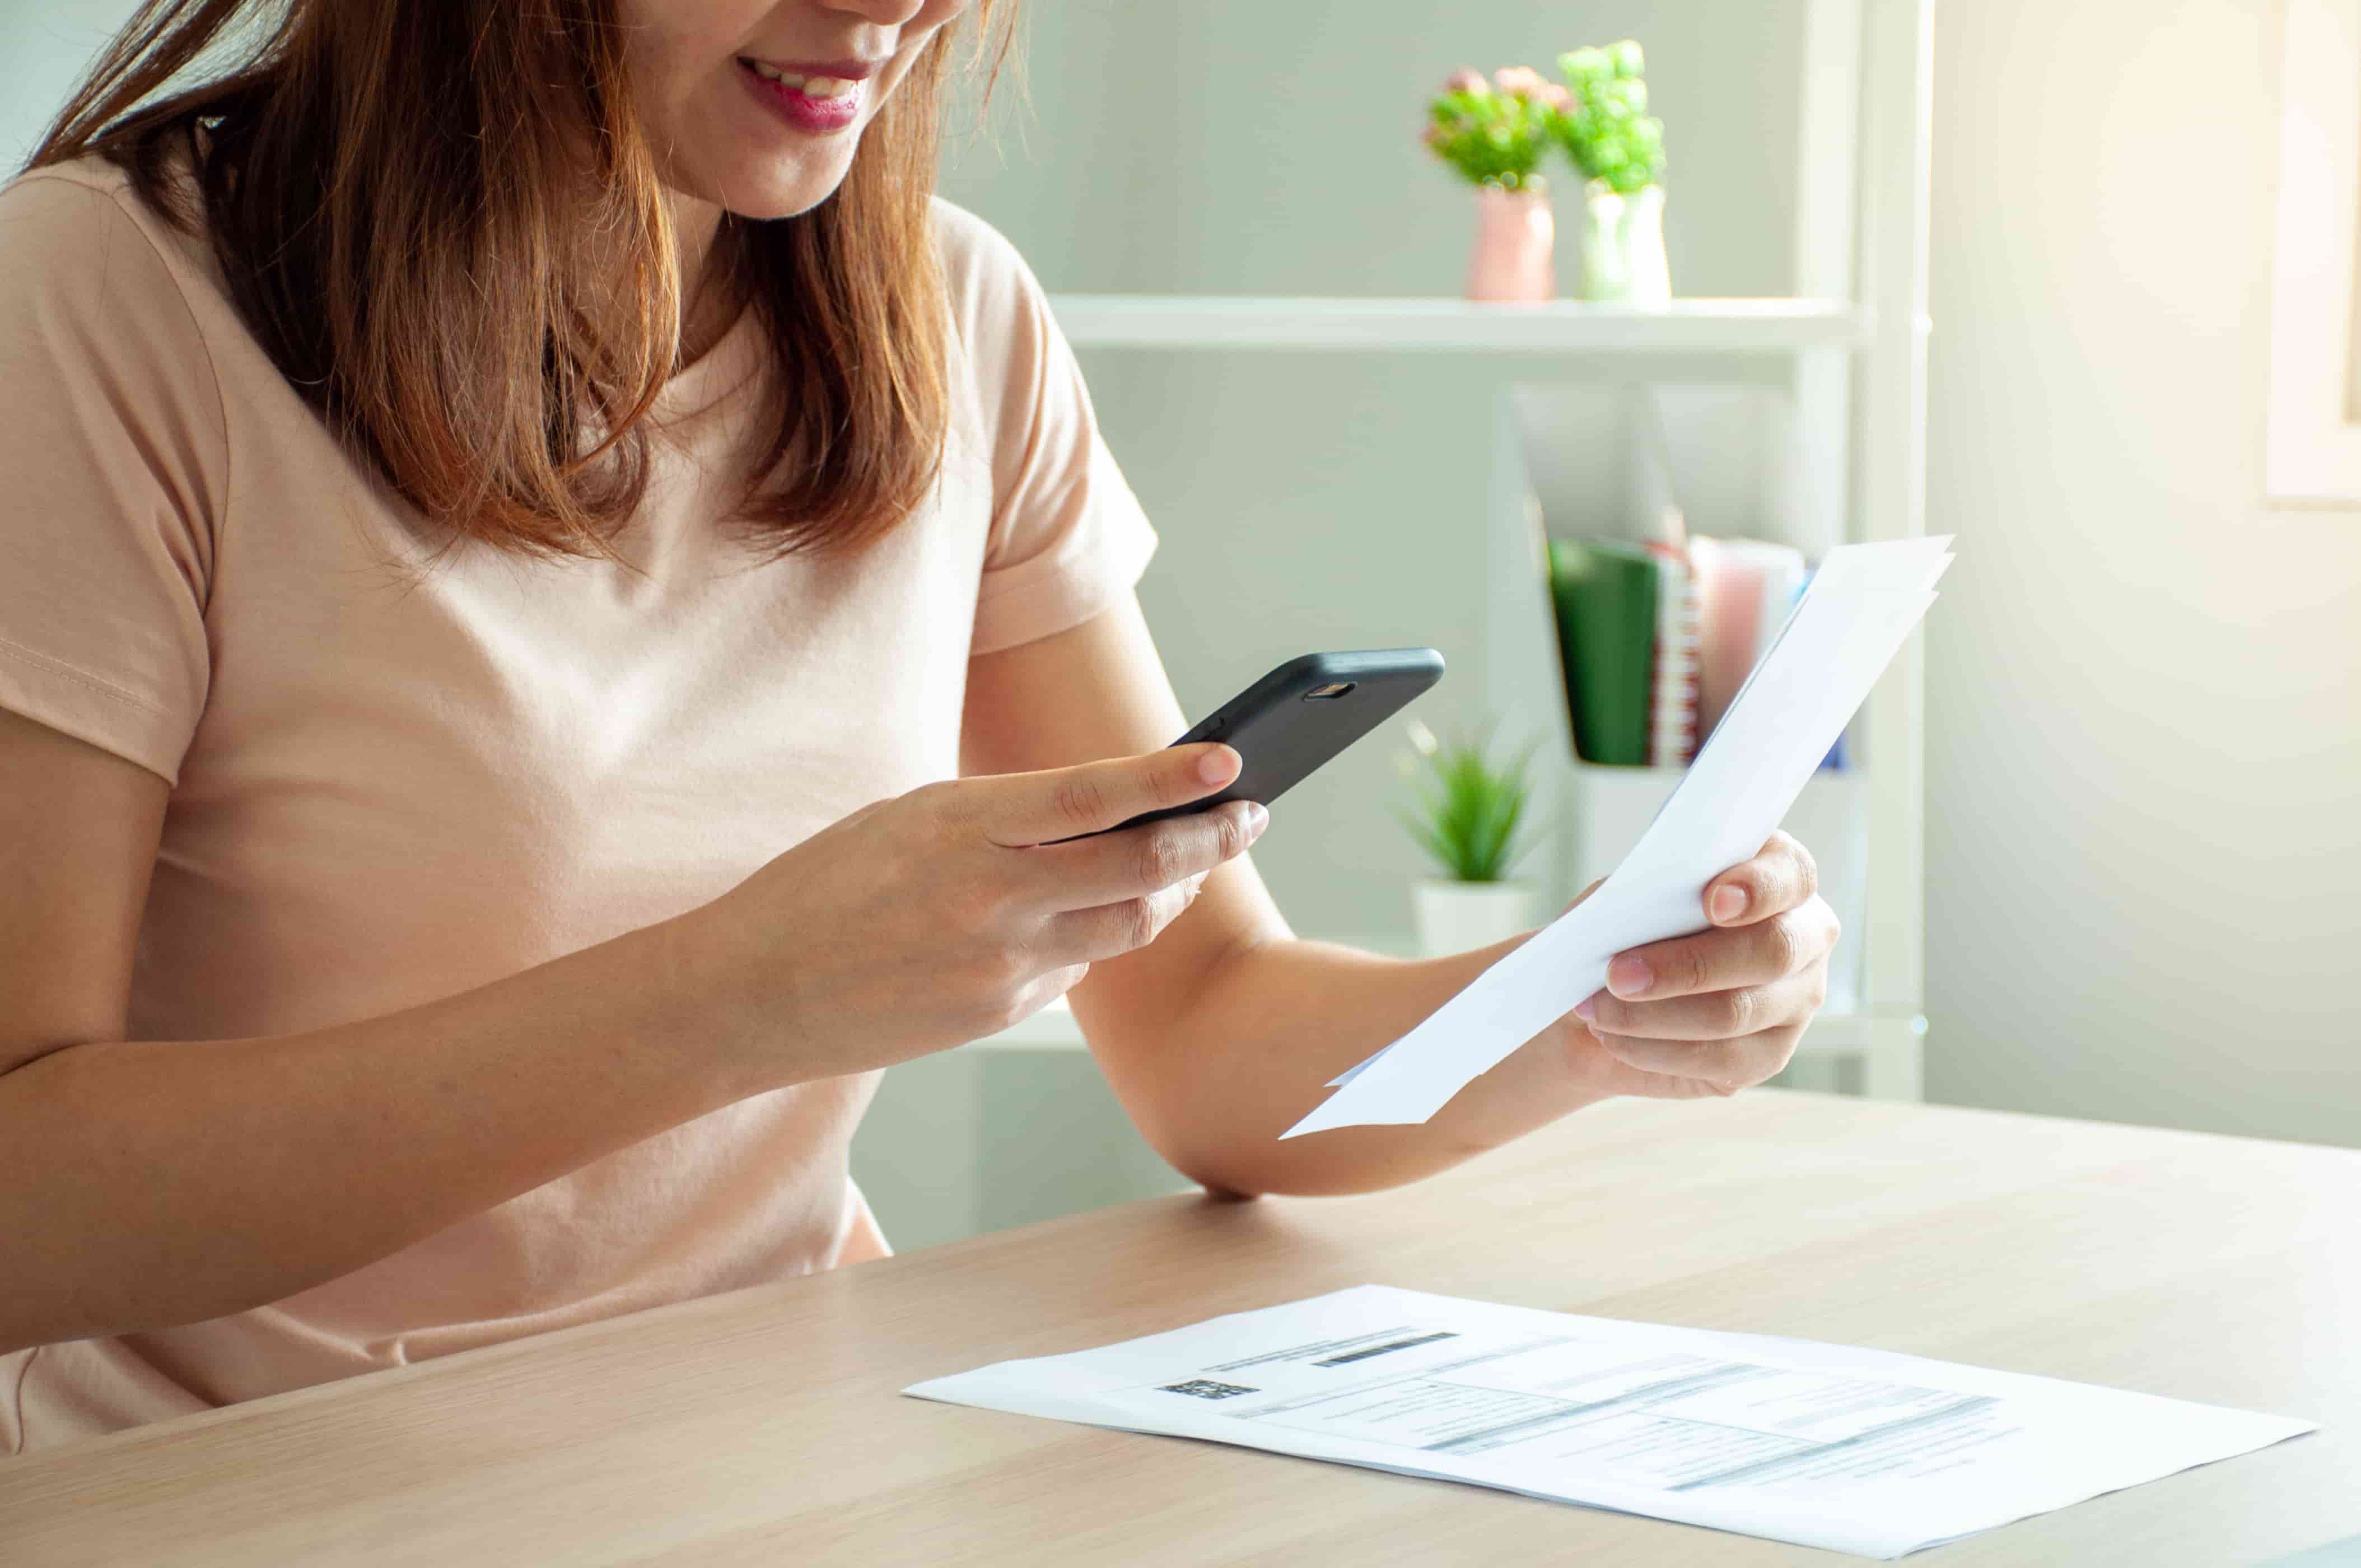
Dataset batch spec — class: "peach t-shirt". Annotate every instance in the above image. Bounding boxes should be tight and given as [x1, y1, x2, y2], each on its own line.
[0, 160, 1154, 1454]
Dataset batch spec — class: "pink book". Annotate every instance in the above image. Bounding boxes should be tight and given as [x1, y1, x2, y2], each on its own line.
[1690, 537, 1806, 741]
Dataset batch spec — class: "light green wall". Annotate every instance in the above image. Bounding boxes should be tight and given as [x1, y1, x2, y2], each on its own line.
[1921, 0, 2361, 1144]
[1, 0, 136, 165]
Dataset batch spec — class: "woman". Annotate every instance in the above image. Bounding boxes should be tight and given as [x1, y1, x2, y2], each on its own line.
[0, 0, 1838, 1454]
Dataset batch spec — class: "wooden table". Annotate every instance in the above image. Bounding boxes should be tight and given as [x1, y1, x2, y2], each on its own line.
[4, 1092, 2353, 1565]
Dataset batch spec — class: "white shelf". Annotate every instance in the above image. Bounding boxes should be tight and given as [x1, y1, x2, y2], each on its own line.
[1048, 295, 1869, 355]
[970, 992, 1892, 1060]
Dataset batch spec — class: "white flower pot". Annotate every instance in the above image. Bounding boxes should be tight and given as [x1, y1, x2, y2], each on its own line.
[1575, 181, 1671, 306]
[1412, 880, 1537, 958]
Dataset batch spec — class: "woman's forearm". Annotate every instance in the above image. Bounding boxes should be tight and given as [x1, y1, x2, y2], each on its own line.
[0, 734, 1280, 1355]
[0, 913, 765, 1352]
[1100, 932, 1603, 1198]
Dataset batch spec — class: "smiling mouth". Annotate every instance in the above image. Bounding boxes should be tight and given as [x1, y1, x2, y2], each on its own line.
[735, 56, 870, 135]
[739, 58, 862, 100]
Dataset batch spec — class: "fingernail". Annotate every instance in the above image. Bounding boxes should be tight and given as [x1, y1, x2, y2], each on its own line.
[1710, 885, 1748, 923]
[1198, 746, 1238, 786]
[1244, 801, 1269, 838]
[1573, 993, 1599, 1023]
[1607, 954, 1653, 998]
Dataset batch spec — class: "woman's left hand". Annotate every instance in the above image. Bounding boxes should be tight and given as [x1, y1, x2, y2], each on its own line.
[1561, 832, 1840, 1099]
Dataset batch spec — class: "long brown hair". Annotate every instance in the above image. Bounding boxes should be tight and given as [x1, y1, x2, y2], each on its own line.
[26, 0, 1012, 564]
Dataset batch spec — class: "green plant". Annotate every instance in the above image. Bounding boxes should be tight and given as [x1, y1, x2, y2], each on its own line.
[1550, 41, 1667, 194]
[1396, 720, 1540, 884]
[1421, 67, 1567, 191]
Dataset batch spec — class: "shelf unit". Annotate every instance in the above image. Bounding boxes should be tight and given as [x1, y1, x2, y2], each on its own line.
[1051, 296, 1869, 354]
[992, 0, 1934, 1100]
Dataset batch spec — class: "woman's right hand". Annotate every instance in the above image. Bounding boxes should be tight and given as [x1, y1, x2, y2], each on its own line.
[680, 743, 1266, 1088]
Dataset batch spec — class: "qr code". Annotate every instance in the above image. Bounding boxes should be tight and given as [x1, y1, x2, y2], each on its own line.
[1159, 1379, 1257, 1401]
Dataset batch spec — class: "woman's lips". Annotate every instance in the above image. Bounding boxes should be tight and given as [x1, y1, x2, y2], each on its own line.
[737, 58, 865, 134]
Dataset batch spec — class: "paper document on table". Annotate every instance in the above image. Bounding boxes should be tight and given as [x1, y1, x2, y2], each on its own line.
[906, 1285, 2313, 1560]
[1287, 537, 1957, 1137]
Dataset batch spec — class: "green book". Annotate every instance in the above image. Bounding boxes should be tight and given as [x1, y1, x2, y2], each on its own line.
[1548, 538, 1659, 766]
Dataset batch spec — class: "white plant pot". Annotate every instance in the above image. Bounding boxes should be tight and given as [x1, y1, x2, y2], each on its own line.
[1575, 181, 1671, 306]
[1413, 880, 1537, 958]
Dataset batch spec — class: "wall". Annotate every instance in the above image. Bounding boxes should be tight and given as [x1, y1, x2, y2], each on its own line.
[0, 0, 135, 165]
[1922, 0, 2361, 1143]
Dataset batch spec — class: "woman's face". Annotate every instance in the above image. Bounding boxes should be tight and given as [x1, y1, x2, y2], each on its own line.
[619, 0, 972, 221]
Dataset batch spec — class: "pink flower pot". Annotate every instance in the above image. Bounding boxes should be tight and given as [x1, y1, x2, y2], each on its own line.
[1464, 181, 1555, 304]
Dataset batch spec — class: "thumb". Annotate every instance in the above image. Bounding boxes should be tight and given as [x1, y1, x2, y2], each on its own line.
[977, 743, 1241, 846]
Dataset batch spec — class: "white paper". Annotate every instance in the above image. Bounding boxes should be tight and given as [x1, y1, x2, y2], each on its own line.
[1287, 538, 1957, 1137]
[905, 1285, 2315, 1560]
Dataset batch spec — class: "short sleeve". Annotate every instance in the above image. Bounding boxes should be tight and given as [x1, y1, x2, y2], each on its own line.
[939, 203, 1156, 657]
[0, 170, 225, 786]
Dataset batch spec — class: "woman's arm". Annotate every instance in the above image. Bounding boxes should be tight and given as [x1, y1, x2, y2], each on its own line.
[961, 596, 1838, 1198]
[0, 706, 1261, 1352]
[0, 707, 775, 1351]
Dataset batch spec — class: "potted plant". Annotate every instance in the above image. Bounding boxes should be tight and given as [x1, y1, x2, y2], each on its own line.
[1422, 67, 1567, 302]
[1397, 721, 1543, 955]
[1548, 42, 1671, 305]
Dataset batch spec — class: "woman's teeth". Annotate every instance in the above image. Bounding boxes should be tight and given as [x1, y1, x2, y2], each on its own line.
[744, 60, 857, 99]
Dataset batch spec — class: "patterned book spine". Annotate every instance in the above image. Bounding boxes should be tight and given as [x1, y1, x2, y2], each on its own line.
[1644, 539, 1700, 767]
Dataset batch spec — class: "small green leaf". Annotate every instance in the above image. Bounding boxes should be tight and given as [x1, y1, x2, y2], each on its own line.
[1394, 720, 1544, 883]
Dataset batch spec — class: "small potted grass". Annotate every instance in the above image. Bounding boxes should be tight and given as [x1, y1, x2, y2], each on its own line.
[1397, 720, 1543, 955]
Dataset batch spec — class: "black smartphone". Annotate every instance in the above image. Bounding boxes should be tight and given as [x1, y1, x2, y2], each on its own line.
[1115, 648, 1446, 830]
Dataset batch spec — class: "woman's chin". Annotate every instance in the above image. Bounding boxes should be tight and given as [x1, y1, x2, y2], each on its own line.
[654, 131, 859, 224]
[704, 160, 857, 223]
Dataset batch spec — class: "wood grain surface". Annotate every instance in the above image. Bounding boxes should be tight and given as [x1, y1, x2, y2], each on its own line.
[3, 1090, 2352, 1565]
